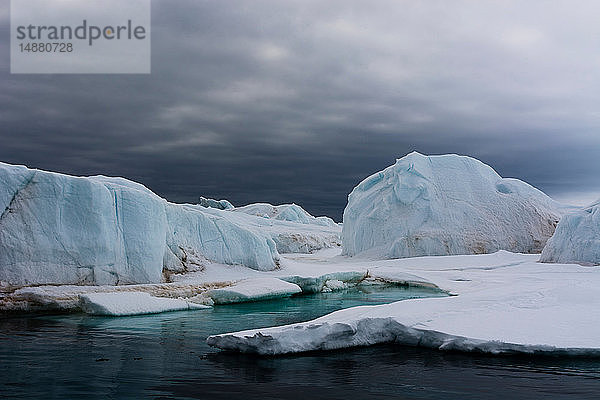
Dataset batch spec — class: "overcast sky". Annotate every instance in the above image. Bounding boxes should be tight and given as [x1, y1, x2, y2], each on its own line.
[1, 0, 599, 220]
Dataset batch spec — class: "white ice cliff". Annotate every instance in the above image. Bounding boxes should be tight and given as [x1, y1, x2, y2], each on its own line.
[0, 162, 280, 286]
[540, 199, 600, 265]
[342, 152, 565, 259]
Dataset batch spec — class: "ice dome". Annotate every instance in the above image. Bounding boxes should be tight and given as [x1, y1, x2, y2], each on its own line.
[342, 152, 565, 258]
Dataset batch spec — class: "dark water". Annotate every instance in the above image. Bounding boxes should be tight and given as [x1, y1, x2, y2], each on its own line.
[1, 286, 599, 399]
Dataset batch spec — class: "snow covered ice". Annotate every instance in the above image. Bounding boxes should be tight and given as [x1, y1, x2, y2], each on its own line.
[0, 161, 343, 288]
[79, 291, 210, 316]
[198, 196, 234, 210]
[2, 155, 600, 359]
[207, 278, 302, 304]
[541, 199, 600, 265]
[234, 202, 338, 227]
[208, 251, 600, 356]
[342, 152, 567, 259]
[201, 204, 341, 255]
[0, 162, 280, 286]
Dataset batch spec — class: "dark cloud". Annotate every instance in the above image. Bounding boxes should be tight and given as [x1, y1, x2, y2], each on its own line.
[1, 0, 599, 220]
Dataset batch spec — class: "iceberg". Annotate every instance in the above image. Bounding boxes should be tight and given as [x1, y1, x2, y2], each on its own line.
[0, 162, 280, 287]
[270, 231, 340, 254]
[79, 291, 209, 316]
[198, 196, 234, 210]
[342, 152, 565, 259]
[540, 199, 600, 265]
[206, 278, 302, 304]
[234, 203, 338, 227]
[200, 205, 341, 254]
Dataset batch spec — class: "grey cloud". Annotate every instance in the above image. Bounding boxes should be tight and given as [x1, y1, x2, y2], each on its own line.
[1, 0, 599, 221]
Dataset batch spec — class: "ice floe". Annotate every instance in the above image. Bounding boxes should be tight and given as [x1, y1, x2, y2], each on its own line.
[281, 271, 367, 293]
[79, 291, 210, 316]
[208, 251, 600, 356]
[207, 278, 302, 304]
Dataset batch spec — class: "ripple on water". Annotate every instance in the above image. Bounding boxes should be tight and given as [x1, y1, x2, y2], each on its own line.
[1, 285, 599, 399]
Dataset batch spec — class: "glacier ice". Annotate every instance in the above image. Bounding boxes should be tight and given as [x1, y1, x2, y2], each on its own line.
[540, 199, 600, 265]
[234, 203, 338, 227]
[342, 152, 565, 259]
[281, 271, 367, 293]
[206, 278, 302, 304]
[79, 291, 209, 316]
[200, 204, 341, 254]
[198, 196, 234, 210]
[269, 231, 340, 254]
[0, 162, 280, 287]
[229, 203, 341, 253]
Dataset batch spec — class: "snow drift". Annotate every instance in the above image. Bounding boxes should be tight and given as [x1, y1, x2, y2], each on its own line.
[0, 162, 280, 287]
[540, 199, 600, 265]
[342, 152, 564, 258]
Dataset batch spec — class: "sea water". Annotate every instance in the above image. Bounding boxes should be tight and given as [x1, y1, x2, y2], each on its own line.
[1, 286, 599, 399]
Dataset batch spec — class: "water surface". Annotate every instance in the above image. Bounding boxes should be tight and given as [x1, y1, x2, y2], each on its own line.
[1, 285, 599, 399]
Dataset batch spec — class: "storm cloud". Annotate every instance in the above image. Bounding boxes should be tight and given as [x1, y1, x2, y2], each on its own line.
[1, 0, 599, 220]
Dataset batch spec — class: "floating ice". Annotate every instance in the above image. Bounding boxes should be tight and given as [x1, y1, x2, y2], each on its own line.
[281, 271, 367, 293]
[234, 203, 337, 227]
[207, 278, 302, 304]
[200, 204, 341, 254]
[198, 196, 234, 210]
[322, 279, 347, 291]
[79, 291, 210, 316]
[0, 162, 280, 286]
[208, 253, 600, 356]
[540, 199, 600, 265]
[342, 152, 566, 259]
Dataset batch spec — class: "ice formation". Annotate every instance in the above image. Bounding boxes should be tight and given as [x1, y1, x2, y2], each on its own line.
[207, 278, 302, 304]
[342, 152, 565, 258]
[281, 271, 367, 293]
[208, 251, 600, 356]
[540, 199, 600, 265]
[234, 203, 338, 227]
[0, 162, 280, 286]
[79, 291, 209, 316]
[198, 196, 234, 210]
[200, 205, 341, 254]
[1, 281, 218, 312]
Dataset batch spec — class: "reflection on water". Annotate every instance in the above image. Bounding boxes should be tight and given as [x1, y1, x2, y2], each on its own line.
[1, 286, 599, 399]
